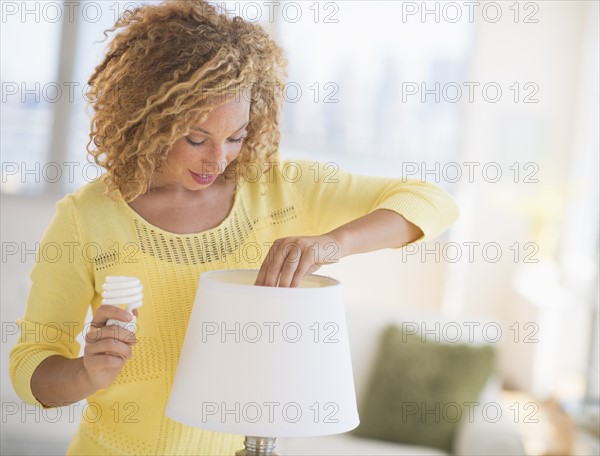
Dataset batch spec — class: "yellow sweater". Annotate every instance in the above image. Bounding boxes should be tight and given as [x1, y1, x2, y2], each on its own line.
[10, 159, 458, 455]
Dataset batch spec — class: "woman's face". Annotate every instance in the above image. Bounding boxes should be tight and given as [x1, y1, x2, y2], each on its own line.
[152, 97, 251, 192]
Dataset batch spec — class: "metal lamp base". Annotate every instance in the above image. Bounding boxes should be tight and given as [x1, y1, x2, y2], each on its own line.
[235, 436, 278, 456]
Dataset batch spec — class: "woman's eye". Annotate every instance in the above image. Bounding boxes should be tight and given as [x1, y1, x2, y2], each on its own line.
[185, 137, 205, 147]
[228, 135, 247, 144]
[185, 133, 247, 147]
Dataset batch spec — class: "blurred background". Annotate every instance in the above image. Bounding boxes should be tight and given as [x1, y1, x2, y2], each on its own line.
[1, 1, 598, 455]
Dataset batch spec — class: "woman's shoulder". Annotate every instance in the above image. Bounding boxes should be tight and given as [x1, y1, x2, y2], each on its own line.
[69, 174, 113, 202]
[58, 174, 119, 216]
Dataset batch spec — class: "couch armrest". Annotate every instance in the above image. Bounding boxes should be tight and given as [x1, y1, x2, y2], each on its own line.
[452, 378, 524, 456]
[452, 406, 524, 455]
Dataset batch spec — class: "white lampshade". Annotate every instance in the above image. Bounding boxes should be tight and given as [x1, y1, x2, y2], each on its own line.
[166, 269, 359, 438]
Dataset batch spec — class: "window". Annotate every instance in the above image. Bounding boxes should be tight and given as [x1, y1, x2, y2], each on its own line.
[275, 1, 473, 178]
[1, 5, 62, 194]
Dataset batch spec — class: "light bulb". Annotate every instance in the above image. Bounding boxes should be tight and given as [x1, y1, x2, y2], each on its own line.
[102, 276, 143, 332]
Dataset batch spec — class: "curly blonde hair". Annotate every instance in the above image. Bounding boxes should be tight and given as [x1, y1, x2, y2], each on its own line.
[86, 0, 288, 201]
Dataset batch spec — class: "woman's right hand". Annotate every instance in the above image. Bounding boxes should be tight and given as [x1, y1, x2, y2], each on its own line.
[82, 305, 138, 391]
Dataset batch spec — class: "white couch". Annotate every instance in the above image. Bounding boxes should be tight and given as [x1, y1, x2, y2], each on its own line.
[277, 305, 525, 456]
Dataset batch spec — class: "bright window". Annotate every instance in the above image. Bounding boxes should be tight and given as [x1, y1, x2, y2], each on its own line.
[275, 1, 473, 178]
[1, 6, 62, 194]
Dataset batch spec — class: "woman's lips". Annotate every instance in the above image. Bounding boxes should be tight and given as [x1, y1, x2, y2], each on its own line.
[189, 170, 218, 185]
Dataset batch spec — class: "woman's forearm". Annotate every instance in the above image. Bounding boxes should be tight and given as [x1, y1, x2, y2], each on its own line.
[328, 209, 424, 258]
[31, 355, 95, 407]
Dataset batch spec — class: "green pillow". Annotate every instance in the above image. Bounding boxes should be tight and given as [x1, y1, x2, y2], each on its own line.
[352, 324, 496, 452]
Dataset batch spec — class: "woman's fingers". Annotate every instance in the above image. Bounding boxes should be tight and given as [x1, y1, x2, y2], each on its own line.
[85, 322, 137, 345]
[255, 237, 329, 288]
[90, 304, 133, 327]
[84, 337, 133, 361]
[91, 354, 127, 370]
[81, 305, 139, 391]
[289, 252, 321, 288]
[256, 239, 299, 287]
[276, 250, 300, 288]
[256, 239, 285, 287]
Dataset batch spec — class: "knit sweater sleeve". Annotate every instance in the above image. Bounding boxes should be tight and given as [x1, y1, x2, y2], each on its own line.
[9, 195, 95, 406]
[282, 159, 460, 243]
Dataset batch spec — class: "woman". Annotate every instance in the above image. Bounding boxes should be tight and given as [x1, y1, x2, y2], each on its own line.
[10, 1, 459, 454]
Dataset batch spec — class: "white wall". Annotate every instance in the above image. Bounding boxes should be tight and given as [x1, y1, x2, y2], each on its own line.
[1, 194, 80, 453]
[451, 1, 598, 398]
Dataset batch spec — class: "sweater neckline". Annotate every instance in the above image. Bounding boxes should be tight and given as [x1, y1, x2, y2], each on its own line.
[116, 180, 243, 238]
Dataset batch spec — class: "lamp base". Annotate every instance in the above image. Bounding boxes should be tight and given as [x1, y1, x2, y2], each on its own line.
[235, 436, 278, 456]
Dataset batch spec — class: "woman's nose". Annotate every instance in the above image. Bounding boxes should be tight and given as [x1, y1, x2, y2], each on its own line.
[203, 144, 228, 172]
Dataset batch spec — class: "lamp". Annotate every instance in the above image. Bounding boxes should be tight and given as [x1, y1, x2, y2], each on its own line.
[166, 269, 359, 455]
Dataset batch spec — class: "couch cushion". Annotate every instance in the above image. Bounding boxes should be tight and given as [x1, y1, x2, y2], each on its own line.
[352, 325, 496, 452]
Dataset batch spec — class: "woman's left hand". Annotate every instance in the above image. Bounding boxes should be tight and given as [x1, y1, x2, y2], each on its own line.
[254, 234, 343, 287]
